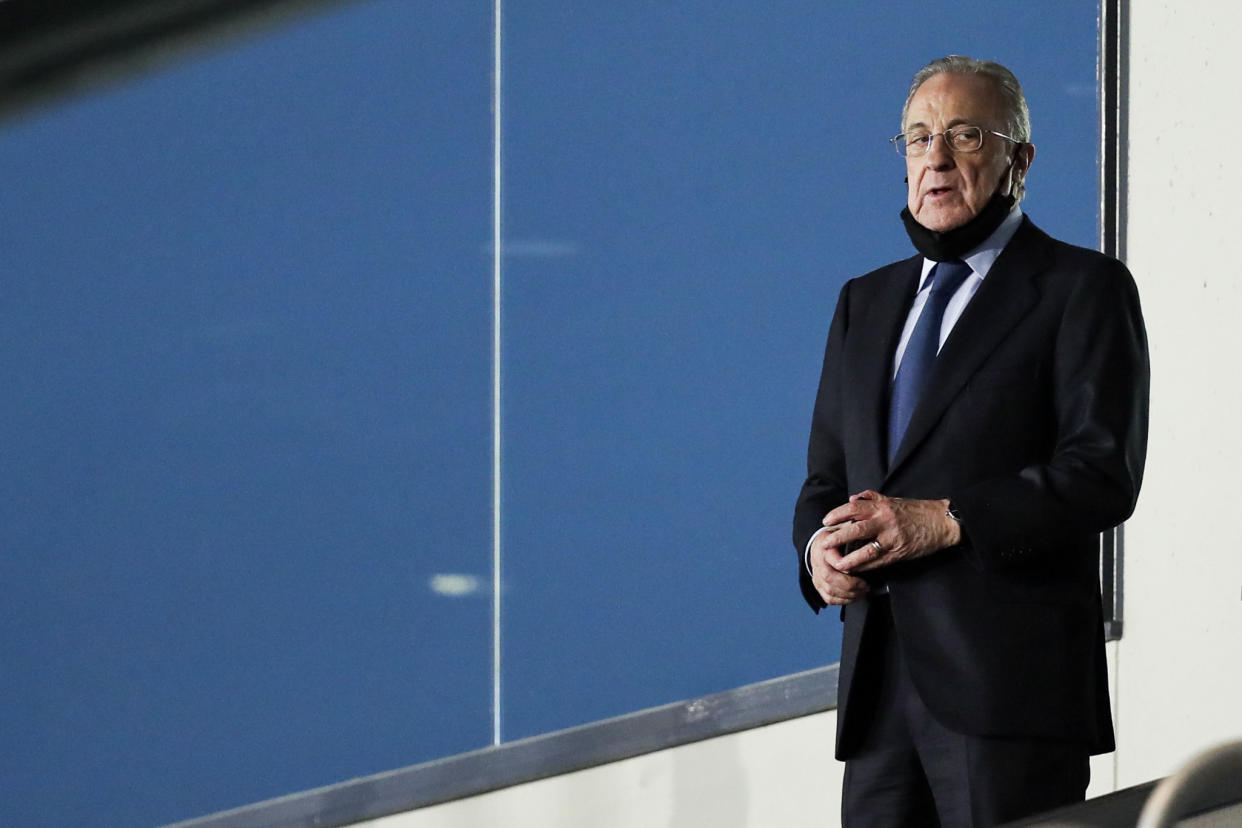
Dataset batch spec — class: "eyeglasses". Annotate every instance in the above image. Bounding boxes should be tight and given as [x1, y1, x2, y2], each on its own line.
[890, 124, 1022, 157]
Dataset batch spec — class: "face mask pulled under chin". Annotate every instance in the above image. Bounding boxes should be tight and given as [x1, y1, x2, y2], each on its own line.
[900, 191, 1016, 262]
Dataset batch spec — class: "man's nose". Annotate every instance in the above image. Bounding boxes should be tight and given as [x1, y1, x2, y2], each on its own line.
[924, 133, 955, 169]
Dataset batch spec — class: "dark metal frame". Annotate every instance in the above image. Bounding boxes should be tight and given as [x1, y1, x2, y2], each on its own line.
[1099, 0, 1129, 642]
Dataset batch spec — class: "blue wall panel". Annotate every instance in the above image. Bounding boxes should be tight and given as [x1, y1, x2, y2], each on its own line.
[0, 0, 1100, 823]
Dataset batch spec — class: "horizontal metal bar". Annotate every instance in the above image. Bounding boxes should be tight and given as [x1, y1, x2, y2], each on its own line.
[167, 664, 839, 828]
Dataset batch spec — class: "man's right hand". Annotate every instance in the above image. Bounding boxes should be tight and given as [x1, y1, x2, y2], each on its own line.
[808, 527, 871, 606]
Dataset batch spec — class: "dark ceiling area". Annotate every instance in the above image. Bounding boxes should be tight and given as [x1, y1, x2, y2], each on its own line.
[0, 0, 345, 120]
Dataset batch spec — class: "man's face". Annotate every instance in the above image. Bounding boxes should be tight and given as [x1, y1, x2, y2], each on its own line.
[904, 72, 1015, 232]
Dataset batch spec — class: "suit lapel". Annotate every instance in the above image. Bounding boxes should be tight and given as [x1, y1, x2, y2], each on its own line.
[885, 220, 1049, 479]
[844, 257, 921, 488]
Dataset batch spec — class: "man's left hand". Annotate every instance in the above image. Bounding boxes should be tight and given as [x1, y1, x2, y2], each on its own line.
[822, 490, 961, 573]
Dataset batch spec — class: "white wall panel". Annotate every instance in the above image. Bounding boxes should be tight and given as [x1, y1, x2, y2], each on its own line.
[355, 712, 841, 828]
[1120, 0, 1242, 789]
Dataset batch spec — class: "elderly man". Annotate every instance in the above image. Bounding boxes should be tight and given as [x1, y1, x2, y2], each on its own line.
[793, 56, 1148, 826]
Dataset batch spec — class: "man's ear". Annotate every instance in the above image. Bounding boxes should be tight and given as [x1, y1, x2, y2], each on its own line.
[1005, 142, 1036, 195]
[1014, 142, 1036, 180]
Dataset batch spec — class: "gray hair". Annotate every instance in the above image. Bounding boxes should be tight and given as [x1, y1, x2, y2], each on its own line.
[901, 55, 1032, 200]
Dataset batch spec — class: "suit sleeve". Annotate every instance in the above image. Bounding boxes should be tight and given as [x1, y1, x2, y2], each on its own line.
[950, 257, 1150, 566]
[793, 281, 854, 611]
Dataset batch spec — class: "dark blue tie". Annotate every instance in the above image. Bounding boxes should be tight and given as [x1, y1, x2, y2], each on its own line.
[887, 259, 973, 463]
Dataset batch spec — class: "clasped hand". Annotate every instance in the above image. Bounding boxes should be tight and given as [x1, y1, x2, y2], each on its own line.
[808, 490, 960, 606]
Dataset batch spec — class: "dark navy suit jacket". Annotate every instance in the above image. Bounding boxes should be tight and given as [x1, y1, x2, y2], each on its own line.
[793, 216, 1149, 759]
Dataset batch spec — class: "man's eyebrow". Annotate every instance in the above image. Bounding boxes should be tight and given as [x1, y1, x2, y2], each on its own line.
[904, 117, 976, 132]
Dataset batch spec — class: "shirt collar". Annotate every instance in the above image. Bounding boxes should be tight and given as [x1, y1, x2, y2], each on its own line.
[917, 205, 1025, 288]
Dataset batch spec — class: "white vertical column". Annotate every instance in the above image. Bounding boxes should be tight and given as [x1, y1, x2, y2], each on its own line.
[1120, 0, 1242, 788]
[491, 0, 504, 748]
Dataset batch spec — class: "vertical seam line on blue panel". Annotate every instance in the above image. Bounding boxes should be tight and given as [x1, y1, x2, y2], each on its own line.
[492, 0, 503, 748]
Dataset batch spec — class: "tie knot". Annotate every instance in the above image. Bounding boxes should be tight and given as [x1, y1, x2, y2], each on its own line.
[929, 260, 972, 297]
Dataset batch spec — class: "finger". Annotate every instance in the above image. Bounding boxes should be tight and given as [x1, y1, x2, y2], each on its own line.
[834, 570, 871, 599]
[838, 539, 886, 572]
[823, 501, 862, 526]
[849, 489, 882, 503]
[840, 573, 871, 600]
[812, 559, 852, 589]
[823, 520, 875, 551]
[808, 551, 831, 581]
[840, 554, 876, 572]
[830, 499, 889, 534]
[810, 545, 846, 582]
[811, 572, 834, 603]
[821, 542, 847, 568]
[814, 571, 869, 605]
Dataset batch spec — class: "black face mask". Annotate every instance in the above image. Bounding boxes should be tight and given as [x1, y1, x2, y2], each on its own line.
[901, 191, 1016, 262]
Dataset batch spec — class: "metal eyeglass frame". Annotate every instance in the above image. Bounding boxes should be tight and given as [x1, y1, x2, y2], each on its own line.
[891, 125, 1023, 157]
